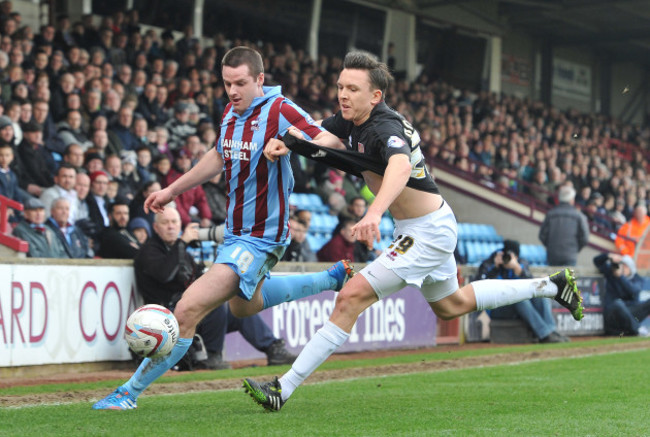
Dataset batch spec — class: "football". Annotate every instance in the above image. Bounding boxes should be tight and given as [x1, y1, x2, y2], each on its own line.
[124, 304, 180, 359]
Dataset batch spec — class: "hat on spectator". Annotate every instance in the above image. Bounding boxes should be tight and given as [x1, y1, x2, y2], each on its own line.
[127, 217, 151, 237]
[174, 148, 189, 160]
[162, 29, 174, 41]
[620, 255, 637, 277]
[84, 152, 103, 166]
[121, 150, 137, 166]
[22, 120, 42, 133]
[0, 115, 12, 130]
[89, 170, 109, 183]
[174, 101, 189, 113]
[24, 197, 45, 210]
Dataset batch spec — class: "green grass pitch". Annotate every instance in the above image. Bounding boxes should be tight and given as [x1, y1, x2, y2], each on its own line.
[1, 339, 649, 436]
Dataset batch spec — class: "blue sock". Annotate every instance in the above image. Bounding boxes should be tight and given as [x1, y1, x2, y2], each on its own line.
[123, 337, 192, 398]
[261, 272, 336, 309]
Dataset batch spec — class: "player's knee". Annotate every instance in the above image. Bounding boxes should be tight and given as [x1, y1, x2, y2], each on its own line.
[333, 287, 375, 318]
[432, 307, 459, 321]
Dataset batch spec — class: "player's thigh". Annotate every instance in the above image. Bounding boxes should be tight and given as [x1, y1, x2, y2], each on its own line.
[176, 263, 240, 324]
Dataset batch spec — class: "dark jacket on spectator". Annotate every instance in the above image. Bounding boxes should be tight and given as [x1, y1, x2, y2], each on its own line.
[538, 202, 589, 266]
[108, 124, 140, 152]
[98, 224, 141, 259]
[134, 232, 198, 307]
[17, 139, 54, 189]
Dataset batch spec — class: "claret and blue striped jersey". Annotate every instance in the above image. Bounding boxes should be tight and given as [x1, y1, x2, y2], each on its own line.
[217, 86, 323, 244]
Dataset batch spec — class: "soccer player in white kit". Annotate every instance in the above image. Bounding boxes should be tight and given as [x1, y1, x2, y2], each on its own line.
[244, 51, 583, 411]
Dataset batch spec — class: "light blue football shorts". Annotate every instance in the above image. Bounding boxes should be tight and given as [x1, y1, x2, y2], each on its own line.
[215, 236, 287, 300]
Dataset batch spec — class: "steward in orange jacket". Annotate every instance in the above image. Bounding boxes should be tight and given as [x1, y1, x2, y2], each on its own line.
[615, 204, 650, 256]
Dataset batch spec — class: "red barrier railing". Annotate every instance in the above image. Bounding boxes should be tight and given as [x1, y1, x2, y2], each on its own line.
[0, 194, 28, 253]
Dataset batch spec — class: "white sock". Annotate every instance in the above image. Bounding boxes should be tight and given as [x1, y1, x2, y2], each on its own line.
[473, 277, 558, 311]
[279, 320, 349, 401]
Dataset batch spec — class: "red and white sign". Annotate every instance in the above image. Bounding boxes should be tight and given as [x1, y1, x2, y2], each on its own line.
[0, 264, 139, 367]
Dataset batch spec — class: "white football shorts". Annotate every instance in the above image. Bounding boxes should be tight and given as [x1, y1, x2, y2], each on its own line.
[360, 200, 459, 302]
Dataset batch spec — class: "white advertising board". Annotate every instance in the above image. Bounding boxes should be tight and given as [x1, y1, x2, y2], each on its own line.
[0, 264, 139, 366]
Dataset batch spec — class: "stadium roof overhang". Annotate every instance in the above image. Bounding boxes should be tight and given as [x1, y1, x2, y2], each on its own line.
[369, 0, 650, 67]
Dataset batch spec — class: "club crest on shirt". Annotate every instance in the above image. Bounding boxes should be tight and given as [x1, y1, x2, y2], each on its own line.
[387, 136, 405, 149]
[250, 117, 260, 131]
[357, 142, 364, 153]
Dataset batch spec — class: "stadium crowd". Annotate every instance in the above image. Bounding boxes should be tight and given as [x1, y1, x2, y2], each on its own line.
[0, 3, 648, 261]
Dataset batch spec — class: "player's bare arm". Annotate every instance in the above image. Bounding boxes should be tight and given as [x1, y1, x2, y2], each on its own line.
[145, 147, 224, 213]
[353, 153, 411, 248]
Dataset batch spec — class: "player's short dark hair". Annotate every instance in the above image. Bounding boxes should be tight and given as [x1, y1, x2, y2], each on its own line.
[343, 51, 393, 98]
[222, 46, 263, 77]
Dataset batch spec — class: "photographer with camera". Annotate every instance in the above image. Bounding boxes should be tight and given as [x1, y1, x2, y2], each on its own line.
[593, 252, 650, 336]
[476, 240, 569, 343]
[134, 207, 296, 370]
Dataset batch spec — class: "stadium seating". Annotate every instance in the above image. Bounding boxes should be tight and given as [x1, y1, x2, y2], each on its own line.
[457, 222, 547, 266]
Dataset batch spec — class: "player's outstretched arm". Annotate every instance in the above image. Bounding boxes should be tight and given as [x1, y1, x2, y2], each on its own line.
[353, 154, 411, 248]
[145, 148, 224, 213]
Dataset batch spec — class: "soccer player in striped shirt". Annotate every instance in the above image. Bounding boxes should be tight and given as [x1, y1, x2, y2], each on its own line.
[93, 46, 350, 410]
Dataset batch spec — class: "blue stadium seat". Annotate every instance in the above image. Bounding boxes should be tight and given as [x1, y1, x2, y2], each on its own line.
[379, 217, 394, 238]
[309, 213, 326, 233]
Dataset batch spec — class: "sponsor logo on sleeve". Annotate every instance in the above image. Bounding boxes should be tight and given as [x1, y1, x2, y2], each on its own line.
[387, 136, 405, 149]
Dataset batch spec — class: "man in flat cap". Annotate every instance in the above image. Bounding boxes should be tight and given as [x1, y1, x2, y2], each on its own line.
[12, 197, 67, 257]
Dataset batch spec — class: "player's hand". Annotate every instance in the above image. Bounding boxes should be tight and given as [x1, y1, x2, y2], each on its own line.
[287, 126, 305, 140]
[264, 138, 289, 162]
[181, 222, 200, 243]
[144, 187, 176, 213]
[352, 211, 382, 249]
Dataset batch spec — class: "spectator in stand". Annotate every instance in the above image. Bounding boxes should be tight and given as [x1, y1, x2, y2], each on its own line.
[127, 216, 151, 245]
[32, 99, 62, 155]
[129, 180, 161, 228]
[12, 197, 67, 257]
[615, 203, 650, 256]
[539, 185, 589, 266]
[594, 252, 650, 337]
[282, 215, 316, 262]
[296, 209, 312, 231]
[62, 143, 85, 172]
[84, 151, 105, 174]
[75, 172, 90, 221]
[108, 106, 140, 152]
[39, 163, 78, 221]
[45, 197, 92, 258]
[56, 109, 92, 150]
[85, 170, 111, 241]
[135, 146, 155, 183]
[165, 101, 196, 151]
[98, 196, 141, 259]
[476, 239, 569, 343]
[202, 171, 227, 226]
[165, 148, 211, 227]
[0, 142, 21, 204]
[17, 120, 54, 198]
[338, 196, 367, 223]
[317, 218, 356, 262]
